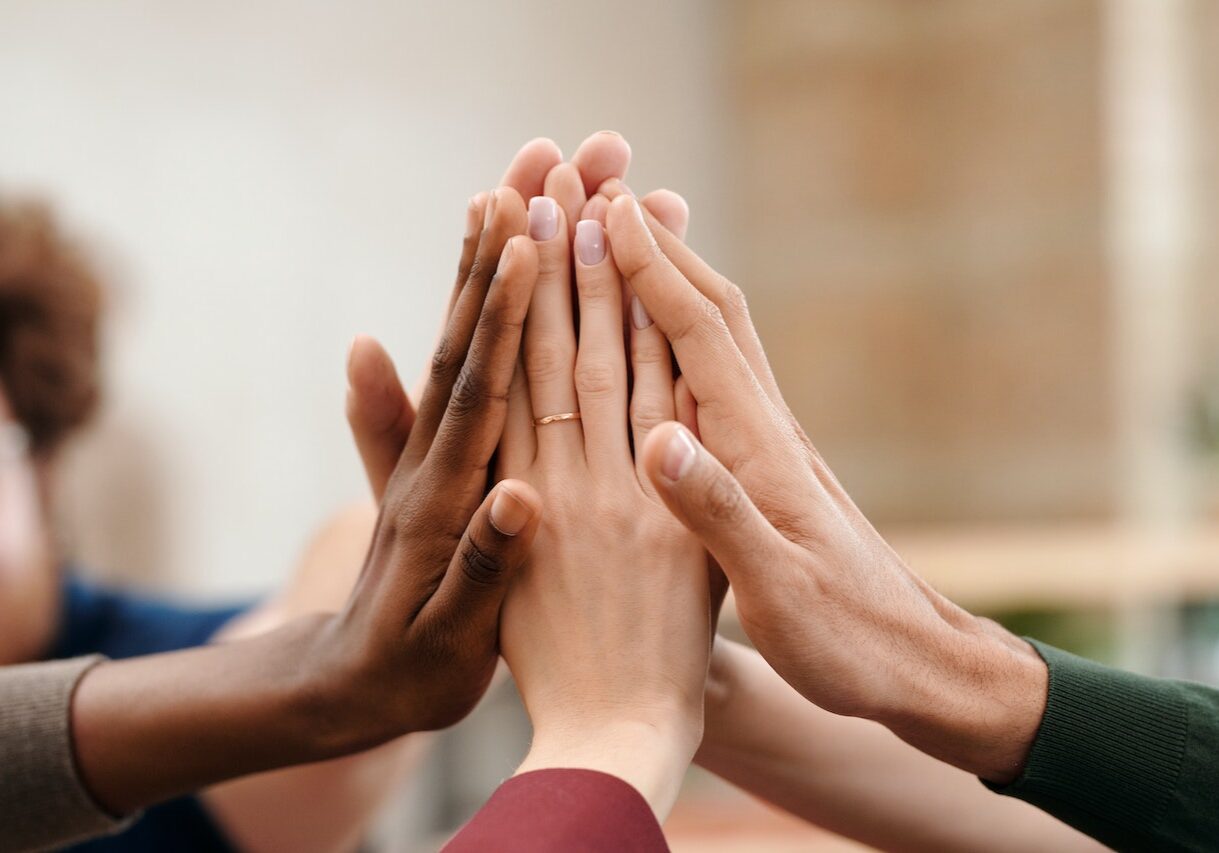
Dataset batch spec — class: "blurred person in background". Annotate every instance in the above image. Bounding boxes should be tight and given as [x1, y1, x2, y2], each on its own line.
[0, 200, 433, 853]
[0, 132, 637, 853]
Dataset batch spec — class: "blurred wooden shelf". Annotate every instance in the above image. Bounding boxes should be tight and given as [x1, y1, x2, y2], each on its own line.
[714, 522, 1219, 619]
[887, 522, 1219, 610]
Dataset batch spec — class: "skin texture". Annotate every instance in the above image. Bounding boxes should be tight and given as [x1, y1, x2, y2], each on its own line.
[596, 181, 1049, 784]
[701, 639, 1105, 852]
[575, 179, 1089, 847]
[68, 180, 544, 818]
[205, 503, 428, 853]
[338, 136, 1084, 847]
[186, 134, 640, 851]
[498, 177, 711, 821]
[344, 153, 711, 821]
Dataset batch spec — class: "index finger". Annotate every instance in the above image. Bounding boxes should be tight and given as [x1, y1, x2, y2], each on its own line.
[429, 235, 540, 478]
[605, 194, 770, 440]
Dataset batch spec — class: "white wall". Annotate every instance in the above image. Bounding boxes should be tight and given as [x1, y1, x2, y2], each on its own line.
[0, 0, 733, 597]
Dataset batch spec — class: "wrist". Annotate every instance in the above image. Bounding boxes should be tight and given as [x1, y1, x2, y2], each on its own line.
[875, 616, 1048, 783]
[519, 708, 700, 821]
[291, 613, 419, 755]
[71, 614, 356, 815]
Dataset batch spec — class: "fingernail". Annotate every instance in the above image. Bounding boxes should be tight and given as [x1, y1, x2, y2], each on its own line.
[483, 189, 499, 230]
[618, 181, 636, 198]
[528, 196, 558, 241]
[490, 486, 532, 536]
[465, 195, 483, 239]
[630, 295, 652, 330]
[662, 427, 698, 481]
[575, 220, 606, 265]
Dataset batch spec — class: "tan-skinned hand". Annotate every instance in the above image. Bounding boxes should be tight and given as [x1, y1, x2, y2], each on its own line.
[594, 181, 1048, 785]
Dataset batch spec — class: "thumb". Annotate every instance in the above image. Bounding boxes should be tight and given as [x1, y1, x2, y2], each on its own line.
[425, 480, 542, 631]
[346, 334, 415, 502]
[641, 422, 787, 584]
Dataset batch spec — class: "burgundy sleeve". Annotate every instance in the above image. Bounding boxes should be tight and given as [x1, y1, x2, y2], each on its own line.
[443, 768, 669, 852]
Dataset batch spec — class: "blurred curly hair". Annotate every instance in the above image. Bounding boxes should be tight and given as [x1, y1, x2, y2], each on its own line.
[0, 201, 103, 455]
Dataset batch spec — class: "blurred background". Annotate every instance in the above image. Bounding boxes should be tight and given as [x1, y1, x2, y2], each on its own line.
[1, 0, 1216, 850]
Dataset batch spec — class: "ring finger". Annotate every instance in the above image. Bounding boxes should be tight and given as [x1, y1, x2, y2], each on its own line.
[523, 195, 583, 461]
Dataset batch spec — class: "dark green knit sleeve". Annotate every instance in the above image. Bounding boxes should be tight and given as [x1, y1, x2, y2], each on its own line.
[985, 639, 1219, 852]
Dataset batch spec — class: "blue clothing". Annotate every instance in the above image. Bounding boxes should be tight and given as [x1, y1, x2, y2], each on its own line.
[47, 573, 253, 853]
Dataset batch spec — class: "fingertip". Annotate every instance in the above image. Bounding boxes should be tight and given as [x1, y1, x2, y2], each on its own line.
[581, 194, 610, 225]
[346, 334, 392, 392]
[466, 192, 490, 239]
[597, 177, 633, 199]
[641, 189, 690, 240]
[572, 131, 632, 195]
[606, 191, 637, 220]
[503, 233, 539, 272]
[574, 219, 607, 267]
[640, 420, 695, 486]
[489, 479, 542, 537]
[522, 136, 563, 163]
[606, 194, 648, 245]
[527, 194, 567, 244]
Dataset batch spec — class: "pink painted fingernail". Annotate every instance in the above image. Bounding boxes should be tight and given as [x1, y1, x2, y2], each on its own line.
[630, 295, 652, 330]
[575, 220, 606, 265]
[662, 427, 698, 481]
[490, 485, 532, 536]
[528, 196, 559, 241]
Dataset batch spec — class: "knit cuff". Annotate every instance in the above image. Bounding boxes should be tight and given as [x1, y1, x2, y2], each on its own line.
[1, 655, 136, 851]
[985, 640, 1187, 846]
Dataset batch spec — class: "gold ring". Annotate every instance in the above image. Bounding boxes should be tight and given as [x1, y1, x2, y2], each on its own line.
[534, 411, 582, 426]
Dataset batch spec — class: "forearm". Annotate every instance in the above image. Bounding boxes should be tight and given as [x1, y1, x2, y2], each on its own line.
[203, 735, 432, 853]
[71, 615, 357, 816]
[700, 640, 1102, 852]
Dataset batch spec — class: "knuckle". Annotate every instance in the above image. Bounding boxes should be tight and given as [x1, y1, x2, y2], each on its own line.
[644, 240, 669, 270]
[525, 339, 573, 384]
[671, 295, 723, 345]
[630, 398, 670, 432]
[430, 334, 458, 383]
[631, 332, 669, 366]
[576, 270, 619, 302]
[459, 536, 504, 586]
[465, 253, 491, 286]
[619, 237, 665, 280]
[479, 296, 525, 342]
[718, 280, 748, 319]
[448, 364, 488, 417]
[574, 359, 617, 398]
[702, 472, 748, 526]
